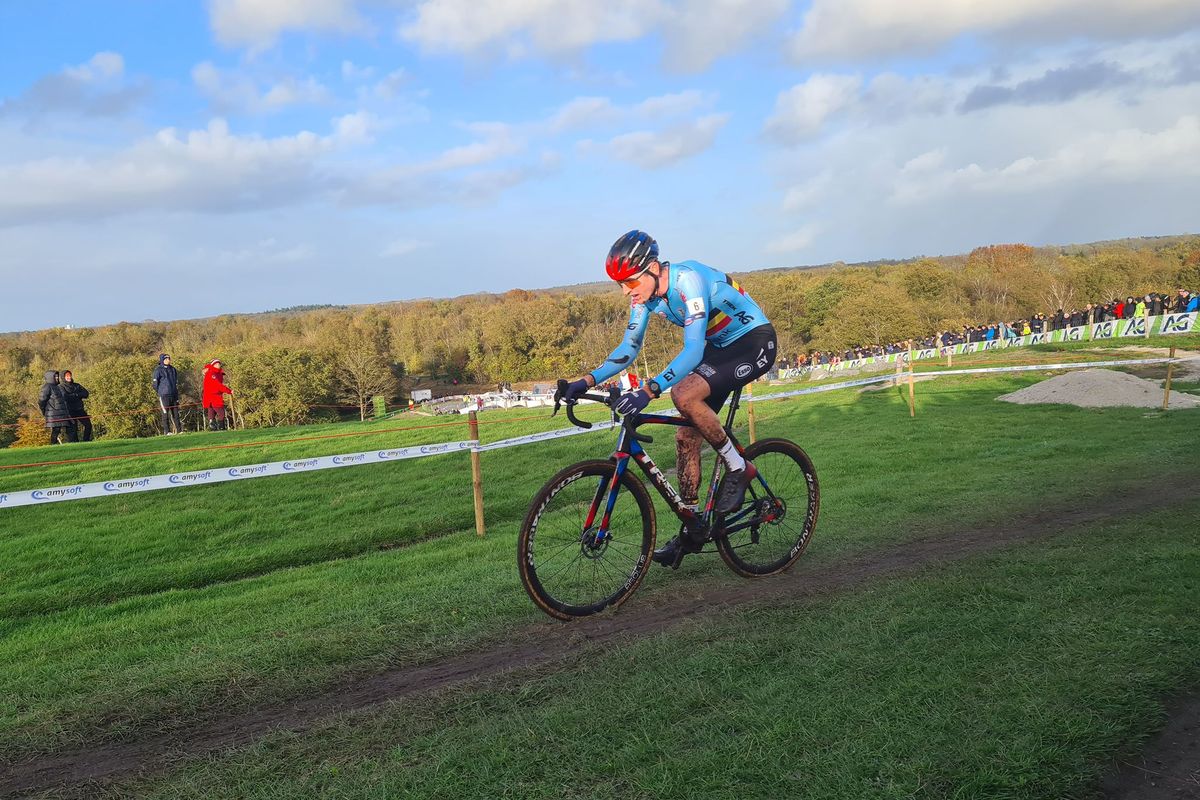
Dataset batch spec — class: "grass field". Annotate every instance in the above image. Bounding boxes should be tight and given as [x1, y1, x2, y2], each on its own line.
[1, 340, 1198, 798]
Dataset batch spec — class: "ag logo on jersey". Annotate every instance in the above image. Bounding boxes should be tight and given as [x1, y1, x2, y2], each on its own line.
[686, 297, 704, 316]
[735, 363, 753, 379]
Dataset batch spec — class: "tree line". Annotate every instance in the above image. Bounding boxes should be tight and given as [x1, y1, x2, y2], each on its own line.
[2, 234, 1197, 447]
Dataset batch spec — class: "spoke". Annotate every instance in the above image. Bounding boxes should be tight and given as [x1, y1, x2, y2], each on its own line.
[537, 548, 589, 586]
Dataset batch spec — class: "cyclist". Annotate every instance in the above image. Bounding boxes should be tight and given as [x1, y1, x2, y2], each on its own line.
[558, 230, 776, 567]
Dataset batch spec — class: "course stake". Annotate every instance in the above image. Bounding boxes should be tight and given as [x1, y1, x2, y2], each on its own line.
[1163, 345, 1177, 411]
[468, 411, 485, 536]
[907, 340, 916, 418]
[747, 382, 757, 443]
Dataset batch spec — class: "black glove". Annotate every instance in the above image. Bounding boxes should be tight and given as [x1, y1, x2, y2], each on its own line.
[556, 378, 590, 403]
[614, 388, 652, 416]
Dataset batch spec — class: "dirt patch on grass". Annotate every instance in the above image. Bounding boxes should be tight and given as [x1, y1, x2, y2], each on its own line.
[1102, 692, 1200, 799]
[998, 368, 1200, 409]
[2, 478, 1197, 798]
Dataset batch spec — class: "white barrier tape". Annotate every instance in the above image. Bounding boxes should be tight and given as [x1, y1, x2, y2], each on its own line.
[5, 354, 1197, 510]
[747, 374, 900, 402]
[747, 356, 1197, 404]
[0, 439, 477, 510]
[473, 421, 617, 452]
[910, 356, 1194, 378]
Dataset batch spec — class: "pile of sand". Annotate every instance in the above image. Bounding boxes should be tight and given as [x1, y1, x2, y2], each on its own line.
[998, 368, 1200, 409]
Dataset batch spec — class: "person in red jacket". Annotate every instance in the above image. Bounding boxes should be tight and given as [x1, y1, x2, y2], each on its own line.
[202, 359, 233, 431]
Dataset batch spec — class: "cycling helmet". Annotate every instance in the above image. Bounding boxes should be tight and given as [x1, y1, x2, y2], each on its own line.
[605, 230, 659, 281]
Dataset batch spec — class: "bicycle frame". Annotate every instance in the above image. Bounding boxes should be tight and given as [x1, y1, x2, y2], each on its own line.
[578, 388, 774, 545]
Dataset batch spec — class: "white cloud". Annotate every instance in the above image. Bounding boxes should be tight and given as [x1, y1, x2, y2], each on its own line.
[660, 0, 790, 72]
[192, 62, 331, 114]
[380, 239, 428, 258]
[782, 170, 832, 212]
[789, 0, 1200, 61]
[0, 109, 539, 225]
[202, 238, 316, 266]
[341, 60, 374, 81]
[401, 0, 662, 57]
[547, 90, 711, 133]
[63, 52, 125, 83]
[764, 49, 1200, 266]
[765, 74, 862, 142]
[0, 117, 365, 224]
[0, 51, 148, 120]
[208, 0, 366, 49]
[766, 223, 821, 255]
[332, 111, 375, 144]
[891, 115, 1200, 203]
[400, 0, 784, 71]
[606, 113, 729, 168]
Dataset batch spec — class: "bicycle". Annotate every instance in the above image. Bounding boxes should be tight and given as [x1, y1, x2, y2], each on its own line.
[517, 381, 820, 620]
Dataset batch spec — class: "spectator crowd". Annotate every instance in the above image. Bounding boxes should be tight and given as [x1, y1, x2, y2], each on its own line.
[36, 353, 234, 444]
[28, 288, 1200, 440]
[778, 288, 1198, 373]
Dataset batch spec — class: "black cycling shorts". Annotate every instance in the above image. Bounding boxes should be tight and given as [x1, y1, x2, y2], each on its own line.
[692, 324, 777, 411]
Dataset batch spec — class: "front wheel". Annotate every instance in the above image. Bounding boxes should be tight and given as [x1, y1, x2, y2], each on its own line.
[518, 460, 656, 620]
[715, 438, 819, 577]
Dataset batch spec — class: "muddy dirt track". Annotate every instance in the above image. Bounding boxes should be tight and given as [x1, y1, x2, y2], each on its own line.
[2, 479, 1197, 798]
[1103, 692, 1200, 800]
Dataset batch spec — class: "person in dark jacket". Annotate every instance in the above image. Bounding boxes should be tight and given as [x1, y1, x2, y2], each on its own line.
[60, 370, 92, 442]
[151, 353, 182, 435]
[38, 370, 77, 444]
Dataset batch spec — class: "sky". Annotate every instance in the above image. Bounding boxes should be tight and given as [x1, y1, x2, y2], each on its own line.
[1, 1, 1199, 332]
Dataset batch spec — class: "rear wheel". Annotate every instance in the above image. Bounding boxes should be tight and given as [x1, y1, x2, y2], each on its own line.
[518, 460, 656, 620]
[715, 438, 819, 577]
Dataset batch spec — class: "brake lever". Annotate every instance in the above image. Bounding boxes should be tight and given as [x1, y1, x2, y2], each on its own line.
[551, 378, 568, 417]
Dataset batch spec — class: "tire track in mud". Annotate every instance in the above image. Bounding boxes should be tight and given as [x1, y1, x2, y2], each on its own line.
[2, 478, 1194, 798]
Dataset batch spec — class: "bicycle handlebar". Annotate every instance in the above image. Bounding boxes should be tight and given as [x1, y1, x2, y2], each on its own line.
[553, 379, 654, 443]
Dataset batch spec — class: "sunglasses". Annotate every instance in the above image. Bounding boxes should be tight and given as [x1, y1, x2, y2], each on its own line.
[619, 265, 653, 288]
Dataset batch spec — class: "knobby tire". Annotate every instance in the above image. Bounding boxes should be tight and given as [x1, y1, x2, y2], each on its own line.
[715, 438, 819, 577]
[518, 460, 656, 620]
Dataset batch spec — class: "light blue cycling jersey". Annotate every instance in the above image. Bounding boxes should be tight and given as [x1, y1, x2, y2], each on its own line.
[589, 260, 769, 390]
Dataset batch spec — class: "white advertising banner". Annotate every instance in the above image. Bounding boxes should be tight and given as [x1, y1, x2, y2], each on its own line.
[1160, 312, 1197, 335]
[0, 440, 478, 510]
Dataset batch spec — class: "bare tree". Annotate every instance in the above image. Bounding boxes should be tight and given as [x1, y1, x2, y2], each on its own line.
[335, 333, 398, 421]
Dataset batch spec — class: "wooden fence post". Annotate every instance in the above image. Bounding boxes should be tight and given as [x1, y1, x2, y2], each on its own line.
[746, 382, 757, 444]
[1162, 345, 1177, 411]
[907, 341, 916, 418]
[468, 411, 486, 537]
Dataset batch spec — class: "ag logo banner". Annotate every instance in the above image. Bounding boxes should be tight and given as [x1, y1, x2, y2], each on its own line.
[1119, 318, 1146, 337]
[1029, 333, 1049, 344]
[1063, 325, 1086, 341]
[1091, 321, 1117, 340]
[1161, 312, 1197, 335]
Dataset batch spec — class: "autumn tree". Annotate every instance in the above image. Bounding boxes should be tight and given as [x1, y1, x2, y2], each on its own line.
[85, 355, 162, 439]
[233, 346, 335, 427]
[334, 330, 400, 421]
[817, 285, 924, 351]
[0, 393, 17, 448]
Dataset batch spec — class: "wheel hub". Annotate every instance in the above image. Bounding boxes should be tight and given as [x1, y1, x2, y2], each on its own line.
[579, 526, 610, 558]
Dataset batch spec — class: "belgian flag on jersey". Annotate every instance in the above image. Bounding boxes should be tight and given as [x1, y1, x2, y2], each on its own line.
[706, 274, 749, 336]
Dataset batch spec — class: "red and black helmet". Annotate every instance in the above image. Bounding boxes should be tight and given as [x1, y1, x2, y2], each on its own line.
[605, 230, 659, 281]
